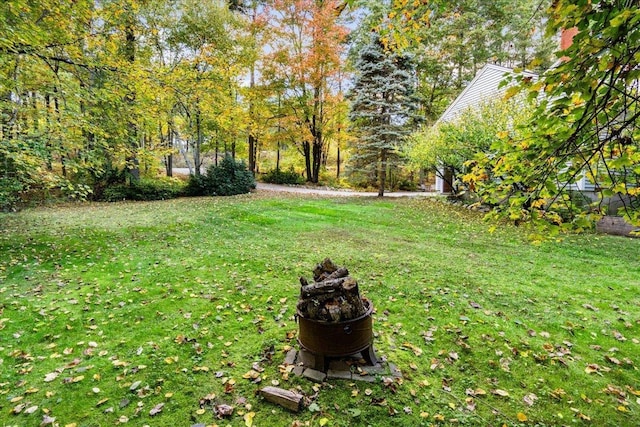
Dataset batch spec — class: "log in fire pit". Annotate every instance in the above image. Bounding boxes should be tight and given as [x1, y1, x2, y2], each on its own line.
[296, 259, 377, 370]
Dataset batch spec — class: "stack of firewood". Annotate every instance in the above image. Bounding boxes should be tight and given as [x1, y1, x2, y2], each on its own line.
[296, 258, 367, 322]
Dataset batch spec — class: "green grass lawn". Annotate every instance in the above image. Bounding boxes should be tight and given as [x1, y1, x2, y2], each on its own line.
[1, 192, 639, 427]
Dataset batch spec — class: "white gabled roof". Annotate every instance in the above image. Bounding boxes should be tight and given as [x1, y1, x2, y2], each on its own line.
[438, 64, 537, 123]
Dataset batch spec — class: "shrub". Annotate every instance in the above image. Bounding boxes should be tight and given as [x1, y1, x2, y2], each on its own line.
[397, 178, 418, 191]
[262, 167, 304, 185]
[185, 156, 255, 197]
[0, 177, 24, 212]
[101, 177, 186, 202]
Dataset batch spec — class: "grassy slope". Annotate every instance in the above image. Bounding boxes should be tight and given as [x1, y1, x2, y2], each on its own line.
[0, 193, 638, 427]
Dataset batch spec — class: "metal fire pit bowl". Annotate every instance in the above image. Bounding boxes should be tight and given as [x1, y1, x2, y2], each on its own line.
[297, 300, 375, 361]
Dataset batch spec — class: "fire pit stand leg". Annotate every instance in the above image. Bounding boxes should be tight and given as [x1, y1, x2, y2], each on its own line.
[362, 344, 377, 366]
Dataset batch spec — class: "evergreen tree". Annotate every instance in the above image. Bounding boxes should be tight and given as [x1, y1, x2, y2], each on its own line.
[348, 33, 421, 196]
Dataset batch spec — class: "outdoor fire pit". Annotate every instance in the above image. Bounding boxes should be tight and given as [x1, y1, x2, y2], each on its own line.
[296, 259, 377, 370]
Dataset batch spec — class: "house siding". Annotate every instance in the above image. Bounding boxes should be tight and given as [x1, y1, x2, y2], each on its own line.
[438, 64, 536, 124]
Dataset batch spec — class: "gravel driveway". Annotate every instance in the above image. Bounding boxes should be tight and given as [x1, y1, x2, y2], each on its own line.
[256, 182, 437, 198]
[173, 168, 437, 198]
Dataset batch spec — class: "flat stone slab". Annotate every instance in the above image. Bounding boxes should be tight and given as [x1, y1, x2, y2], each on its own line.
[355, 363, 386, 376]
[327, 369, 352, 380]
[303, 368, 327, 383]
[284, 349, 297, 366]
[389, 363, 402, 378]
[352, 374, 376, 383]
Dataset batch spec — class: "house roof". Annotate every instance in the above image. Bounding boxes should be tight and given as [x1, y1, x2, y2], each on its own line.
[438, 64, 537, 123]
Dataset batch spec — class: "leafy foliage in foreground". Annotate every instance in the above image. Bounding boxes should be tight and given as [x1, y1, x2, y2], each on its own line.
[0, 194, 638, 427]
[466, 1, 640, 233]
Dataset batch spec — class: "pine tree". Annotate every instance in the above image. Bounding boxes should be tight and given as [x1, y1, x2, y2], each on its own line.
[348, 33, 421, 196]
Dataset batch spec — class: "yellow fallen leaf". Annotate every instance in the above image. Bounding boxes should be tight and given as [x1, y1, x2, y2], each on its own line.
[195, 409, 206, 415]
[492, 389, 509, 397]
[244, 411, 255, 427]
[517, 412, 528, 421]
[585, 364, 599, 374]
[242, 370, 260, 379]
[319, 418, 329, 426]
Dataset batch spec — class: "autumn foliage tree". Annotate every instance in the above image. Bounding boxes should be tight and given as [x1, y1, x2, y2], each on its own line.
[262, 0, 349, 183]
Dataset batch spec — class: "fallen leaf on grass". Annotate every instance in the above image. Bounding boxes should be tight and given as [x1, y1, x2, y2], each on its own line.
[465, 388, 486, 397]
[523, 393, 538, 406]
[44, 372, 59, 382]
[24, 405, 38, 414]
[401, 342, 423, 356]
[491, 389, 509, 397]
[41, 415, 56, 425]
[517, 412, 527, 421]
[605, 355, 621, 365]
[12, 403, 26, 414]
[244, 411, 255, 427]
[242, 370, 260, 380]
[214, 403, 234, 418]
[149, 403, 164, 416]
[613, 331, 626, 341]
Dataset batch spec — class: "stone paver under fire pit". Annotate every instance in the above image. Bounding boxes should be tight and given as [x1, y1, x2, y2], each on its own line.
[283, 347, 402, 383]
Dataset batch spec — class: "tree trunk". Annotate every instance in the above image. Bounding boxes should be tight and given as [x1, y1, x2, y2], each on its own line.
[303, 141, 312, 182]
[124, 8, 139, 183]
[336, 143, 341, 179]
[194, 106, 202, 176]
[312, 141, 321, 183]
[248, 133, 257, 175]
[165, 122, 173, 177]
[378, 149, 387, 197]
